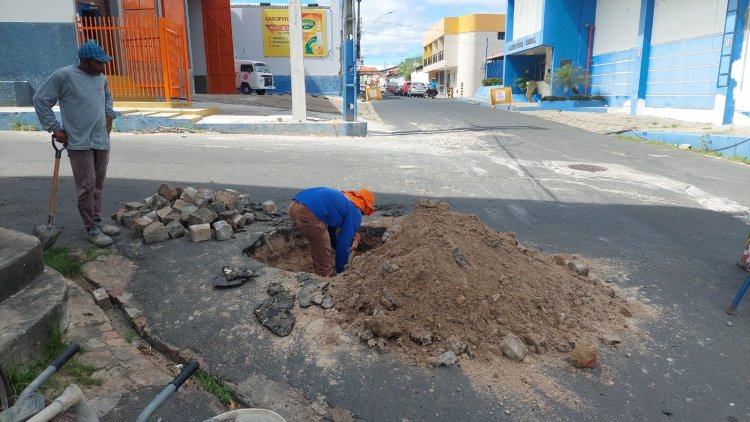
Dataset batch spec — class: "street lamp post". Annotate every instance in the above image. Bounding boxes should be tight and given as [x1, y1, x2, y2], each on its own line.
[356, 9, 394, 97]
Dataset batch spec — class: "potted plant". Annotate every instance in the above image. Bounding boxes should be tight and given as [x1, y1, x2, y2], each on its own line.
[553, 64, 587, 95]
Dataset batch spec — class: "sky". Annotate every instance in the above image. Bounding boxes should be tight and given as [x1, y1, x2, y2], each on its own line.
[230, 0, 508, 68]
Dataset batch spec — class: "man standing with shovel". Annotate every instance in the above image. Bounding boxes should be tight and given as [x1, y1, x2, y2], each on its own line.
[33, 41, 119, 247]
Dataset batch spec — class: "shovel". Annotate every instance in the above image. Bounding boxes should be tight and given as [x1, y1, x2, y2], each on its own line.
[32, 135, 65, 250]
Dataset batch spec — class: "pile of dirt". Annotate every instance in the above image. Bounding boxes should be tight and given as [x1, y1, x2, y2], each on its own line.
[330, 199, 645, 365]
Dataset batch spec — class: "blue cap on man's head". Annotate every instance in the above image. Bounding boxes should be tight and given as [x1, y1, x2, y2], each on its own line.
[79, 41, 113, 63]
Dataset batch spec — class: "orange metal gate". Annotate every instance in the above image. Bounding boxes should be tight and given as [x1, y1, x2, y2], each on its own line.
[76, 15, 191, 102]
[202, 0, 236, 94]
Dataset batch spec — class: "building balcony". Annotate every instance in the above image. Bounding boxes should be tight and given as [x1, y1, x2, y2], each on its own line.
[423, 51, 448, 72]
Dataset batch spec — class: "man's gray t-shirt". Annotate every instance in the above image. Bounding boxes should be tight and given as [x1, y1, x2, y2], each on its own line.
[33, 65, 115, 150]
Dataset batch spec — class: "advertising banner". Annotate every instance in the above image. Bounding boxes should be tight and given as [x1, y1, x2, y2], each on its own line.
[262, 8, 326, 57]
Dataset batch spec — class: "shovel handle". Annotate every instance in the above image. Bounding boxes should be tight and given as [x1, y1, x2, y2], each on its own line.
[47, 134, 65, 227]
[52, 134, 66, 158]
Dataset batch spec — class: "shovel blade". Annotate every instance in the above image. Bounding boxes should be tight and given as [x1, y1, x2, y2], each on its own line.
[32, 224, 62, 250]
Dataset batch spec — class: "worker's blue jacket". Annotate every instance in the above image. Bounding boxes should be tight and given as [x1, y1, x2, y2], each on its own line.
[293, 187, 362, 273]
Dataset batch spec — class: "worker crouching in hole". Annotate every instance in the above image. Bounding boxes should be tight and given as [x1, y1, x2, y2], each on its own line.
[288, 187, 375, 277]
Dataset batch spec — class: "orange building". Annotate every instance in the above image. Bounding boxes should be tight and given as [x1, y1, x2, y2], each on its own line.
[1, 0, 237, 104]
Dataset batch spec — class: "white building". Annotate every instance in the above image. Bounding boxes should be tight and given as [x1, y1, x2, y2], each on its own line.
[503, 0, 750, 126]
[231, 3, 342, 95]
[422, 14, 506, 97]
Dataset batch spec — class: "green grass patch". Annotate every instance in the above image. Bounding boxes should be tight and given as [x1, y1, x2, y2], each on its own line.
[197, 372, 233, 405]
[43, 246, 84, 277]
[9, 120, 38, 131]
[7, 322, 102, 402]
[85, 245, 111, 261]
[612, 134, 750, 166]
[125, 329, 136, 344]
[43, 244, 112, 277]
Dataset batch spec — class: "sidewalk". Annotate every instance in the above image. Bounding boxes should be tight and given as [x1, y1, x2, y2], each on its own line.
[454, 95, 750, 159]
[519, 109, 750, 136]
[62, 274, 225, 420]
[0, 93, 376, 137]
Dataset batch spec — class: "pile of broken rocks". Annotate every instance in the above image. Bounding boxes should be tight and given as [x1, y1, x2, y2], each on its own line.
[111, 183, 280, 244]
[254, 273, 337, 337]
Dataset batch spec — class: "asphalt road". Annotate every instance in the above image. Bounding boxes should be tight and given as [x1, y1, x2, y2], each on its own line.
[1, 96, 748, 421]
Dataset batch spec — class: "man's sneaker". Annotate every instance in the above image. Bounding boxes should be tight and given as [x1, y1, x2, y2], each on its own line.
[97, 222, 120, 236]
[86, 227, 114, 247]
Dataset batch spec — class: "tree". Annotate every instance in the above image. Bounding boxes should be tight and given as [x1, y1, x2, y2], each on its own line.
[553, 64, 588, 95]
[397, 56, 423, 80]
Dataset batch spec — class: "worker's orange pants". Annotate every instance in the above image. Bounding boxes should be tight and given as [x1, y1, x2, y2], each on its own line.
[288, 201, 335, 277]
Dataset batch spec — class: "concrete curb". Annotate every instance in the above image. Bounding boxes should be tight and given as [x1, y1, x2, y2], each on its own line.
[619, 130, 750, 160]
[0, 270, 69, 370]
[0, 227, 44, 302]
[0, 111, 368, 137]
[111, 292, 209, 370]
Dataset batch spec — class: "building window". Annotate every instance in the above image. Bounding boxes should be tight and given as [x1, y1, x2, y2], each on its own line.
[498, 32, 505, 40]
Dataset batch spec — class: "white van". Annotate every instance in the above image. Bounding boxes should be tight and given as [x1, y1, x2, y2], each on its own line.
[235, 60, 275, 95]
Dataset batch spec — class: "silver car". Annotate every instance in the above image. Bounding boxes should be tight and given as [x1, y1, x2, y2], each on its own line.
[408, 82, 427, 97]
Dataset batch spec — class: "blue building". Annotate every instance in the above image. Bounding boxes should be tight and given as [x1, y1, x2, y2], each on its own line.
[503, 0, 750, 125]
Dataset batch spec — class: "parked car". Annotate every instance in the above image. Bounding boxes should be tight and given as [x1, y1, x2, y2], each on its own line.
[408, 82, 427, 97]
[235, 60, 275, 95]
[399, 82, 412, 96]
[386, 82, 400, 95]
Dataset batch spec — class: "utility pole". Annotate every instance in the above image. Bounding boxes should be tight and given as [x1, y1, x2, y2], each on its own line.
[289, 0, 307, 121]
[355, 0, 362, 97]
[342, 0, 357, 121]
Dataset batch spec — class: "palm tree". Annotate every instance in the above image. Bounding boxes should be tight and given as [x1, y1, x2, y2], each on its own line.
[553, 64, 588, 95]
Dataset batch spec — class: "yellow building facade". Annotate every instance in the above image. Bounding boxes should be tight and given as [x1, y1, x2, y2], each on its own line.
[423, 14, 505, 97]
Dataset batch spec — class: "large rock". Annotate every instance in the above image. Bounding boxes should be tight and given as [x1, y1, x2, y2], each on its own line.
[500, 333, 528, 362]
[152, 195, 170, 211]
[230, 214, 246, 230]
[171, 199, 191, 212]
[236, 194, 251, 210]
[219, 210, 239, 221]
[166, 220, 186, 239]
[143, 195, 157, 209]
[180, 205, 199, 223]
[189, 224, 211, 242]
[143, 222, 168, 244]
[180, 186, 198, 203]
[143, 211, 158, 222]
[214, 190, 239, 210]
[122, 210, 140, 227]
[92, 288, 111, 310]
[189, 208, 218, 225]
[111, 208, 127, 225]
[163, 210, 182, 225]
[213, 221, 233, 241]
[262, 200, 278, 215]
[158, 183, 179, 202]
[131, 217, 153, 239]
[125, 201, 144, 211]
[208, 201, 226, 214]
[156, 206, 173, 221]
[195, 188, 215, 207]
[254, 283, 296, 336]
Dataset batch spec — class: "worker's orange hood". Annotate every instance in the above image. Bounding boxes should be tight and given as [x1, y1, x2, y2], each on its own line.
[343, 189, 375, 215]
